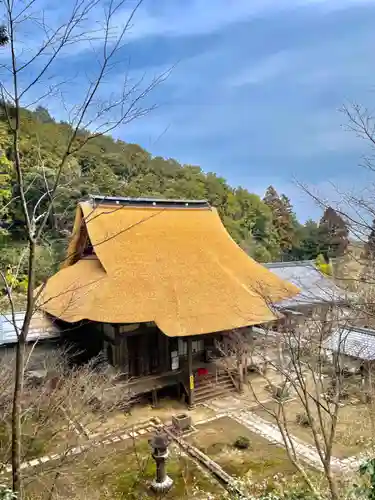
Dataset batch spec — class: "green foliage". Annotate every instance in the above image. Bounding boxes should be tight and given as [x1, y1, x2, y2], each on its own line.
[364, 219, 375, 261]
[315, 254, 333, 276]
[290, 220, 320, 261]
[263, 186, 298, 258]
[356, 458, 375, 499]
[295, 413, 313, 428]
[234, 435, 251, 450]
[34, 106, 54, 124]
[0, 25, 9, 46]
[318, 207, 349, 259]
[0, 105, 343, 291]
[0, 150, 12, 238]
[0, 486, 16, 500]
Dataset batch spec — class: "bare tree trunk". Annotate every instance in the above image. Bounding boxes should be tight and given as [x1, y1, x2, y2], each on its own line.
[325, 465, 340, 500]
[12, 239, 36, 496]
[11, 337, 25, 494]
[0, 1, 167, 494]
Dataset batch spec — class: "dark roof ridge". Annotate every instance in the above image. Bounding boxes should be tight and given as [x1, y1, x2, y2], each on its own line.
[264, 260, 316, 269]
[87, 195, 211, 209]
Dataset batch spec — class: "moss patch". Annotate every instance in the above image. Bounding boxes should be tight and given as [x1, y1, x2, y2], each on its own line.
[24, 437, 225, 499]
[253, 399, 375, 458]
[187, 416, 300, 480]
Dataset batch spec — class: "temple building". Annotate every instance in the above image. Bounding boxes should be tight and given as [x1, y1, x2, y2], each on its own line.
[38, 196, 298, 406]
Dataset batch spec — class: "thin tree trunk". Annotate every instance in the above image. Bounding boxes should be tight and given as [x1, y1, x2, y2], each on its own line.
[325, 465, 340, 500]
[12, 240, 36, 496]
[12, 336, 25, 495]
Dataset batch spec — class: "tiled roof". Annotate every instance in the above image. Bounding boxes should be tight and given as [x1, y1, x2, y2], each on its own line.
[264, 261, 347, 308]
[324, 326, 375, 361]
[0, 311, 60, 346]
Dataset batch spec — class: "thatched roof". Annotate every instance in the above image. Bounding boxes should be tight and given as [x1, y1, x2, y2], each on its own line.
[38, 198, 299, 336]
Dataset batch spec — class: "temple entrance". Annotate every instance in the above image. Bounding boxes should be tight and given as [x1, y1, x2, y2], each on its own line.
[127, 328, 168, 377]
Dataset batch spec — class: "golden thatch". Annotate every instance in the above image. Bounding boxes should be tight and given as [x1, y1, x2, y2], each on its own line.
[38, 200, 299, 336]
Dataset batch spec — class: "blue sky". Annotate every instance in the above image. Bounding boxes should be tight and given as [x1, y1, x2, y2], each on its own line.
[5, 0, 375, 221]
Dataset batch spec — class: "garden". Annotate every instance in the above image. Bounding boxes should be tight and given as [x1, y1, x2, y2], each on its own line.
[23, 436, 226, 500]
[186, 416, 312, 493]
[253, 397, 375, 458]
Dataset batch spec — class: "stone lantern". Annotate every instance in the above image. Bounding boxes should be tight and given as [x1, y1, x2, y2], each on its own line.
[149, 431, 173, 493]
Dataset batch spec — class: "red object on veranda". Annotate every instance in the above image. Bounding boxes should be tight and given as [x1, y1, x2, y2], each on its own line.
[197, 368, 208, 377]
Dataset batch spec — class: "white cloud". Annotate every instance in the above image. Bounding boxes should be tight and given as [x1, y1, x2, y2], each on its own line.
[121, 0, 375, 40]
[227, 50, 294, 87]
[74, 0, 375, 47]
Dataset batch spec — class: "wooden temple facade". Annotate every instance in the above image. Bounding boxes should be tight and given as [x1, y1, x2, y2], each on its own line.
[39, 196, 299, 406]
[95, 321, 250, 405]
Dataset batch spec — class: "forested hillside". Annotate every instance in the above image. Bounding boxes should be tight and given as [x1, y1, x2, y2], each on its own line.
[0, 105, 350, 295]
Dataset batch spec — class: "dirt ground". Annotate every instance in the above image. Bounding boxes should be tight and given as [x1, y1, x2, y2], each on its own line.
[186, 415, 301, 484]
[253, 398, 375, 458]
[0, 414, 78, 464]
[84, 397, 216, 436]
[24, 437, 225, 500]
[81, 368, 283, 438]
[244, 370, 286, 404]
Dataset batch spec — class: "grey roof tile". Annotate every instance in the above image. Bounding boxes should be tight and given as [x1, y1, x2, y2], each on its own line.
[324, 326, 375, 360]
[264, 261, 347, 308]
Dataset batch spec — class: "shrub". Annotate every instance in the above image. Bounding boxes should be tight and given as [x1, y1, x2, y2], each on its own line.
[295, 413, 312, 428]
[233, 436, 250, 450]
[268, 383, 290, 401]
[315, 253, 333, 276]
[0, 486, 17, 500]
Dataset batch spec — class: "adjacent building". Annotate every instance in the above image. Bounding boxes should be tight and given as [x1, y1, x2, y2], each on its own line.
[264, 260, 350, 338]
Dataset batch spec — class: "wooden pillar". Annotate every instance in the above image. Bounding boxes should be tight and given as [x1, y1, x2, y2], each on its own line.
[243, 328, 251, 385]
[152, 388, 158, 408]
[243, 351, 248, 385]
[367, 361, 373, 393]
[187, 337, 195, 407]
[113, 325, 120, 367]
[139, 332, 147, 375]
[159, 332, 169, 372]
[277, 338, 284, 369]
[237, 351, 244, 393]
[121, 334, 129, 379]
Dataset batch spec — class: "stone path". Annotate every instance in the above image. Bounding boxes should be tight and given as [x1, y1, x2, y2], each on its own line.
[233, 407, 375, 473]
[232, 409, 349, 472]
[341, 451, 374, 471]
[205, 397, 357, 473]
[1, 420, 157, 475]
[2, 398, 367, 479]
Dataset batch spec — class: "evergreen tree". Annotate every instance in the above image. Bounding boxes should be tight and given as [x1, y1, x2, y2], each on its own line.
[288, 219, 320, 261]
[0, 26, 8, 46]
[34, 106, 54, 124]
[263, 186, 296, 258]
[318, 207, 349, 258]
[364, 218, 375, 261]
[0, 105, 323, 271]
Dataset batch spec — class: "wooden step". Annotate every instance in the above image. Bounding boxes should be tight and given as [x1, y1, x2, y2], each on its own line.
[194, 386, 235, 404]
[195, 379, 232, 390]
[194, 373, 233, 387]
[195, 380, 234, 395]
[193, 375, 237, 404]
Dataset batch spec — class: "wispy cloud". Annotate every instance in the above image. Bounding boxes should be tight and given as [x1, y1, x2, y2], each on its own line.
[227, 50, 294, 87]
[3, 0, 375, 220]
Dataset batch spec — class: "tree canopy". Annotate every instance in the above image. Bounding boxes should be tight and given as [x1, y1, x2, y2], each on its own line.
[0, 105, 349, 290]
